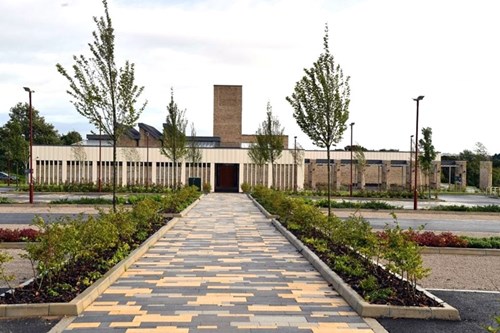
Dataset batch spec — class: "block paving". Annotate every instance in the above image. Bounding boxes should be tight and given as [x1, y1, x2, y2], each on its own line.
[63, 193, 374, 332]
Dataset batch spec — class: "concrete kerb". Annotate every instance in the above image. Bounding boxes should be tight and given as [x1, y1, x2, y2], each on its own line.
[248, 195, 461, 321]
[0, 195, 203, 318]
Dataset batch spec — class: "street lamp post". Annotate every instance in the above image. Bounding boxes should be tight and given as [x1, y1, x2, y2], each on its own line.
[23, 87, 34, 204]
[349, 122, 355, 197]
[294, 136, 297, 192]
[146, 132, 150, 189]
[409, 135, 414, 190]
[98, 123, 102, 192]
[413, 96, 424, 210]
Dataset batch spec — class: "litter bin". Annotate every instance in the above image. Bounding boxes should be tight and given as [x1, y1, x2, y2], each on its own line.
[188, 177, 201, 191]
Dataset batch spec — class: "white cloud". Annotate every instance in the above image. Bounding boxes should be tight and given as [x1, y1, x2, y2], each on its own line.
[0, 0, 499, 154]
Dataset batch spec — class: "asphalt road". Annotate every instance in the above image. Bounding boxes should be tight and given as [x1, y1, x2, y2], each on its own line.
[379, 290, 500, 333]
[362, 216, 500, 234]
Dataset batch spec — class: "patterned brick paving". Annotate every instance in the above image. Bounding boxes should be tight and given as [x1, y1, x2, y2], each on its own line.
[63, 193, 373, 332]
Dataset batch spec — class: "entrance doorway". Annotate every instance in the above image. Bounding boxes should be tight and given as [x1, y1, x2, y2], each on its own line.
[215, 163, 239, 192]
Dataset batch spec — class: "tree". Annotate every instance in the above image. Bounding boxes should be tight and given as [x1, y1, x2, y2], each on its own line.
[418, 127, 437, 198]
[186, 122, 202, 178]
[289, 140, 305, 192]
[0, 103, 61, 173]
[61, 131, 83, 145]
[248, 102, 284, 188]
[286, 24, 350, 217]
[458, 142, 489, 188]
[56, 0, 147, 209]
[355, 145, 367, 190]
[160, 89, 188, 190]
[248, 140, 268, 185]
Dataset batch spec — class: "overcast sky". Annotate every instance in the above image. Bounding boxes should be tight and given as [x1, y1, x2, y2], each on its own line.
[1, 0, 499, 155]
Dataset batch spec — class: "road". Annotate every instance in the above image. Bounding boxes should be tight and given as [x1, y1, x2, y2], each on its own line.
[0, 191, 499, 234]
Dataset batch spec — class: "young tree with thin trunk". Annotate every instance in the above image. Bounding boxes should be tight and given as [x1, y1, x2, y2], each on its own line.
[248, 102, 284, 188]
[56, 0, 146, 210]
[161, 89, 188, 190]
[286, 24, 350, 217]
[418, 127, 437, 198]
[186, 122, 202, 178]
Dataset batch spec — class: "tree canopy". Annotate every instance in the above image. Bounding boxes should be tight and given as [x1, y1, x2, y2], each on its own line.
[248, 102, 284, 187]
[286, 24, 350, 216]
[161, 89, 188, 189]
[61, 130, 83, 145]
[418, 127, 437, 197]
[56, 0, 146, 208]
[0, 102, 61, 172]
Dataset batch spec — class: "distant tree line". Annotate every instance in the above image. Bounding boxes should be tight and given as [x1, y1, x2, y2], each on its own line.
[0, 102, 82, 174]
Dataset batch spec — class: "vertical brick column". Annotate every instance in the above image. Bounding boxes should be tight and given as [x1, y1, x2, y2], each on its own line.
[213, 85, 242, 147]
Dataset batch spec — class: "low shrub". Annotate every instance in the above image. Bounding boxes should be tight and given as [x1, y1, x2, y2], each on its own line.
[431, 205, 500, 213]
[1, 188, 200, 304]
[315, 199, 402, 210]
[0, 228, 40, 242]
[251, 187, 433, 306]
[0, 197, 13, 204]
[462, 236, 500, 249]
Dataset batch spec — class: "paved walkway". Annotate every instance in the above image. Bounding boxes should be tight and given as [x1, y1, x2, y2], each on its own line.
[62, 193, 374, 332]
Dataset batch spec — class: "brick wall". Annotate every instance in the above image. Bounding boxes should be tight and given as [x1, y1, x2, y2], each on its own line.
[213, 85, 242, 147]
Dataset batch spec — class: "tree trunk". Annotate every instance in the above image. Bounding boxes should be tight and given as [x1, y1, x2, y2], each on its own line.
[327, 148, 331, 217]
[112, 139, 117, 211]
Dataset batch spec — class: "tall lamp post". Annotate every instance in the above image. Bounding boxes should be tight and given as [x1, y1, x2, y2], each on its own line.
[409, 134, 414, 190]
[98, 122, 102, 192]
[413, 96, 424, 210]
[23, 87, 34, 204]
[145, 132, 150, 189]
[293, 136, 297, 192]
[349, 122, 355, 197]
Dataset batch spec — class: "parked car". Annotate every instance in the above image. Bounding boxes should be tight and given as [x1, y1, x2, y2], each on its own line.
[0, 172, 17, 182]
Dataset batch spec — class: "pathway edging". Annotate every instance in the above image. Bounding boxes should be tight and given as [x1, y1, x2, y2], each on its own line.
[0, 196, 202, 318]
[249, 195, 461, 320]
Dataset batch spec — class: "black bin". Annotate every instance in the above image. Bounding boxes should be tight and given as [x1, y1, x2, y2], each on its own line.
[188, 177, 201, 191]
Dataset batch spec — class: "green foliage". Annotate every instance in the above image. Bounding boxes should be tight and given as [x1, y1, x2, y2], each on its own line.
[202, 182, 211, 194]
[248, 102, 285, 188]
[486, 315, 500, 333]
[462, 236, 500, 249]
[0, 102, 62, 172]
[56, 0, 147, 210]
[418, 127, 437, 198]
[241, 182, 251, 193]
[186, 122, 202, 165]
[251, 187, 431, 304]
[315, 199, 402, 210]
[161, 89, 188, 190]
[381, 221, 430, 295]
[60, 130, 83, 145]
[160, 185, 200, 214]
[431, 204, 500, 212]
[0, 251, 15, 290]
[0, 197, 13, 204]
[457, 142, 490, 187]
[286, 24, 350, 217]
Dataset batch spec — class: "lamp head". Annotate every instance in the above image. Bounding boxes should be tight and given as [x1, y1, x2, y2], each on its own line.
[413, 95, 424, 101]
[350, 122, 355, 126]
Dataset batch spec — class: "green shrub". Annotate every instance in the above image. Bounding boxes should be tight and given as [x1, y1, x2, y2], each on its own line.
[315, 199, 402, 210]
[431, 204, 500, 213]
[241, 182, 251, 193]
[0, 251, 15, 290]
[202, 182, 211, 193]
[463, 236, 500, 249]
